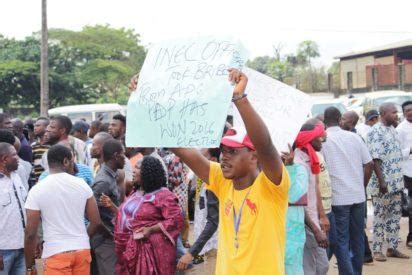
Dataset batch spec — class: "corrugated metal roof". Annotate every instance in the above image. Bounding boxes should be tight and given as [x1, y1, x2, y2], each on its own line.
[336, 39, 412, 59]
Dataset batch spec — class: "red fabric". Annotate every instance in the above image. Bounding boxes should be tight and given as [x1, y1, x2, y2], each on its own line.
[295, 123, 325, 174]
[114, 188, 184, 275]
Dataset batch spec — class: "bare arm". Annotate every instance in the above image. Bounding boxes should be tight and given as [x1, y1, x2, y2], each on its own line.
[170, 148, 210, 183]
[363, 161, 373, 187]
[230, 70, 283, 184]
[372, 159, 387, 194]
[25, 209, 41, 270]
[85, 196, 102, 237]
[304, 209, 328, 248]
[100, 194, 119, 215]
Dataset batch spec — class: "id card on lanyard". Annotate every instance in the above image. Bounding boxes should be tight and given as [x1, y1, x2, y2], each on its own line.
[232, 186, 252, 251]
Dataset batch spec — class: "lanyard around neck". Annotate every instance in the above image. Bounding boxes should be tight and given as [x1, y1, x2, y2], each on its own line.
[232, 186, 252, 250]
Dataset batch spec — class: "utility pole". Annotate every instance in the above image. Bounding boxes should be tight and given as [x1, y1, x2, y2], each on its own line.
[40, 0, 49, 116]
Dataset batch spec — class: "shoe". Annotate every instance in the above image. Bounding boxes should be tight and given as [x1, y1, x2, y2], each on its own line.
[363, 255, 374, 264]
[373, 252, 387, 262]
[192, 255, 204, 265]
[386, 249, 410, 259]
[407, 239, 412, 248]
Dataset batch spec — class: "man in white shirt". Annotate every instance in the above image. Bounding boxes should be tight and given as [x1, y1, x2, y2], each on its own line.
[321, 107, 373, 275]
[24, 144, 101, 274]
[0, 142, 27, 275]
[356, 110, 379, 141]
[396, 100, 412, 248]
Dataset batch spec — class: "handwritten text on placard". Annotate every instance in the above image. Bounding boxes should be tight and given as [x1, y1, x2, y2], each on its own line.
[126, 36, 248, 148]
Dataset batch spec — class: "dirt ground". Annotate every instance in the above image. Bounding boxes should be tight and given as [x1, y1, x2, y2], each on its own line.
[186, 214, 411, 274]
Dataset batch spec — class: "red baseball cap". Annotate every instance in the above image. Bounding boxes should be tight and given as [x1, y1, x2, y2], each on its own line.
[221, 127, 256, 151]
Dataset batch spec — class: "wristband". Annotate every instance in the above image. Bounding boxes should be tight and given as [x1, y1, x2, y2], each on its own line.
[232, 94, 247, 102]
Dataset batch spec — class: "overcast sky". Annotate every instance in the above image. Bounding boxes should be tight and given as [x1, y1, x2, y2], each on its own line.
[1, 0, 412, 66]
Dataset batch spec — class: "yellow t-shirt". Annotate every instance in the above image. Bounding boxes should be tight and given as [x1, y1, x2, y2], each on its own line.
[207, 161, 290, 275]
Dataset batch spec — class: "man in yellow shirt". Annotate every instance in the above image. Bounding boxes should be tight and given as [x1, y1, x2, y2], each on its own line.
[172, 69, 290, 275]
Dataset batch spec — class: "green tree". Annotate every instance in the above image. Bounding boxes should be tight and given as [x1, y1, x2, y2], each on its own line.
[267, 59, 294, 82]
[246, 56, 274, 74]
[49, 25, 146, 103]
[296, 40, 321, 92]
[0, 25, 147, 112]
[296, 40, 320, 66]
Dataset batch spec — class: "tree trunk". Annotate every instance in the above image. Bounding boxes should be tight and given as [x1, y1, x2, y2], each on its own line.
[40, 0, 49, 116]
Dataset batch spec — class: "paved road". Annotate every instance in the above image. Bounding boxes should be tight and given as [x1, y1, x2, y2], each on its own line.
[186, 216, 411, 274]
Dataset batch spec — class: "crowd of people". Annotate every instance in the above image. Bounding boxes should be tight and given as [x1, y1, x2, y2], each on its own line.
[0, 68, 411, 275]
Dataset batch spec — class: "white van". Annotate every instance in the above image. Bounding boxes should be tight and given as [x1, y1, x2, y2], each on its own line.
[48, 104, 126, 122]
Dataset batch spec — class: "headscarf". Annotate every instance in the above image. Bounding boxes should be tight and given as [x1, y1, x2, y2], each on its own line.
[295, 122, 326, 174]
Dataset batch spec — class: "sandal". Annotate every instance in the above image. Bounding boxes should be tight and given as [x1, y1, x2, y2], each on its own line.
[386, 249, 410, 259]
[373, 252, 387, 262]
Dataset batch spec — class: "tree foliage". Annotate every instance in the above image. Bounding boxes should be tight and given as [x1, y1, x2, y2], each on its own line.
[0, 25, 146, 112]
[247, 40, 338, 94]
[297, 40, 320, 66]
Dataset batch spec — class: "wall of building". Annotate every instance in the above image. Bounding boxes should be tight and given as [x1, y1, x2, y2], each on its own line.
[375, 56, 394, 65]
[404, 60, 412, 84]
[340, 56, 374, 90]
[366, 64, 397, 87]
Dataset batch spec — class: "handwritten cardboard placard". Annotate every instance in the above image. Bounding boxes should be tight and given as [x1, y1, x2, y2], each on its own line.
[126, 36, 248, 148]
[233, 67, 314, 152]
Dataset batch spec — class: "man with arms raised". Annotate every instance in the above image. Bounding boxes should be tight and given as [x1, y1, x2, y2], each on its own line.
[171, 69, 290, 274]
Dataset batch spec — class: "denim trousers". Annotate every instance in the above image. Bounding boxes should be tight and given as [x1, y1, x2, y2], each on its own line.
[332, 202, 365, 275]
[326, 211, 337, 260]
[0, 249, 25, 275]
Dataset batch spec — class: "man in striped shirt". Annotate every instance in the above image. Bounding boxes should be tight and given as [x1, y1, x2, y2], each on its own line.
[321, 107, 374, 275]
[30, 117, 50, 187]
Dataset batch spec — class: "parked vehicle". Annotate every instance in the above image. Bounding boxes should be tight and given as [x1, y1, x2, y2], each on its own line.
[362, 90, 412, 114]
[48, 104, 126, 122]
[346, 96, 366, 118]
[310, 98, 347, 117]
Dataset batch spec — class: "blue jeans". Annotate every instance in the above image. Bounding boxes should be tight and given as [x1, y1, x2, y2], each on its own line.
[327, 211, 337, 260]
[332, 202, 365, 275]
[0, 249, 26, 275]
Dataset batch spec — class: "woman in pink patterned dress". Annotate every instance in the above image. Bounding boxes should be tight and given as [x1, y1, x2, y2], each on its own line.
[114, 156, 184, 275]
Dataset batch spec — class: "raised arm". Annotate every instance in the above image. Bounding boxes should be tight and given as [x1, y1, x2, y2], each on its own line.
[170, 148, 210, 183]
[229, 69, 283, 184]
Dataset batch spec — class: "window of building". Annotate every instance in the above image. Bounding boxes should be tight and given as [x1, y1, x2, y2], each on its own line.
[347, 72, 353, 91]
[372, 68, 378, 91]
